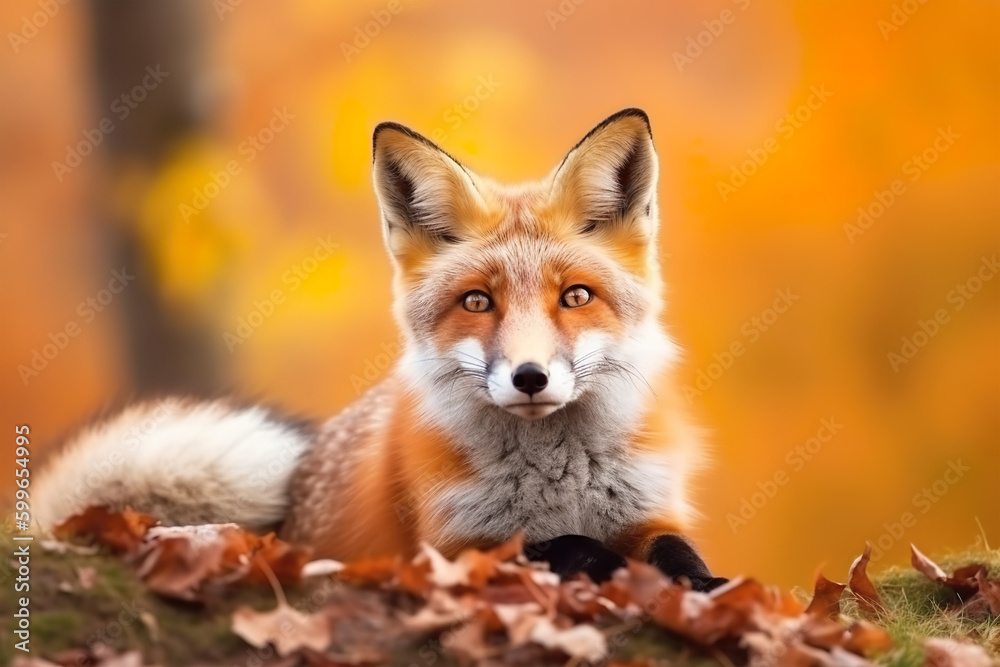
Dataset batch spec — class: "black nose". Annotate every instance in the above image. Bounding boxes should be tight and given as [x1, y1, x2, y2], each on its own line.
[512, 363, 548, 396]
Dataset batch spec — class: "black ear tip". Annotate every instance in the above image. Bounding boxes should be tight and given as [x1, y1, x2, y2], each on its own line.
[372, 121, 408, 161]
[372, 120, 454, 164]
[567, 109, 653, 157]
[615, 107, 650, 122]
[608, 108, 652, 137]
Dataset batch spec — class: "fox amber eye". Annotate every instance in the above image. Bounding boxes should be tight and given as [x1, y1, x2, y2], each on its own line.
[463, 291, 493, 313]
[561, 285, 592, 308]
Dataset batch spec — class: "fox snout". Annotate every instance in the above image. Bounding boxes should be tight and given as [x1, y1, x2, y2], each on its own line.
[483, 332, 578, 419]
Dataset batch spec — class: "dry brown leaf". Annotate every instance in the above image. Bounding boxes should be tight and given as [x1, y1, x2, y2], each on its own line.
[922, 637, 994, 667]
[39, 647, 155, 667]
[911, 544, 950, 581]
[843, 620, 893, 656]
[485, 531, 526, 563]
[11, 657, 61, 667]
[527, 616, 607, 662]
[76, 565, 98, 590]
[969, 568, 1000, 616]
[911, 544, 993, 606]
[54, 506, 157, 554]
[96, 652, 147, 667]
[337, 555, 401, 586]
[232, 601, 332, 657]
[492, 601, 547, 645]
[245, 531, 313, 585]
[301, 559, 345, 578]
[800, 614, 848, 650]
[443, 616, 493, 663]
[136, 534, 224, 599]
[402, 588, 474, 633]
[805, 574, 847, 619]
[55, 510, 314, 600]
[558, 578, 617, 619]
[848, 543, 886, 615]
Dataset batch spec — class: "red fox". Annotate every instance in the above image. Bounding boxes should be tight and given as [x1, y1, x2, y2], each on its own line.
[35, 109, 725, 590]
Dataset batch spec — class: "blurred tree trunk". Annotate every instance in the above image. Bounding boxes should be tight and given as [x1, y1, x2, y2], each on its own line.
[88, 0, 227, 396]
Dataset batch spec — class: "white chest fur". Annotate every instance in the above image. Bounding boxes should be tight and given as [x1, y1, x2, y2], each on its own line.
[428, 399, 680, 547]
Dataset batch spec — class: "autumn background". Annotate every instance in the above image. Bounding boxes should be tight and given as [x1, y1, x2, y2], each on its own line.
[0, 0, 997, 591]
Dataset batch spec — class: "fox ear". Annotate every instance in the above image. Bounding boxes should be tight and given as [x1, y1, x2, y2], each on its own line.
[551, 108, 658, 240]
[372, 122, 487, 265]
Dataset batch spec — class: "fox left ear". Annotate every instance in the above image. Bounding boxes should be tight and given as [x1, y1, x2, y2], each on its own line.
[551, 108, 659, 240]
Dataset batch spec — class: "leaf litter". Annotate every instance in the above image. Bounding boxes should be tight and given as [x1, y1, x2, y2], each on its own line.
[27, 507, 1000, 666]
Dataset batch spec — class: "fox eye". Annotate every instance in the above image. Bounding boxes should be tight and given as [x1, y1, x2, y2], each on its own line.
[561, 285, 592, 308]
[462, 291, 493, 313]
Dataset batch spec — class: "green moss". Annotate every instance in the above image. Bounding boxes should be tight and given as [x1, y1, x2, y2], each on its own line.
[842, 546, 1000, 666]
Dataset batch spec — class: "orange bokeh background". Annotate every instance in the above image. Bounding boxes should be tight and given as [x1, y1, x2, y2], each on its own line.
[1, 0, 997, 589]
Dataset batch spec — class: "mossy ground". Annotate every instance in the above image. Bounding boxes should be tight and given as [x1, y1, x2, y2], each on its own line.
[839, 547, 1000, 667]
[1, 530, 996, 666]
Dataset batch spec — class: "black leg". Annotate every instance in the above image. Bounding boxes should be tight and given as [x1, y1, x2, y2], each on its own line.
[647, 534, 728, 592]
[524, 534, 626, 583]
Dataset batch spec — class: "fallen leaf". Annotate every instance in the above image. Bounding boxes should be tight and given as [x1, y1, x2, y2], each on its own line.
[922, 637, 994, 667]
[843, 621, 893, 656]
[911, 545, 990, 602]
[338, 555, 401, 586]
[529, 617, 607, 662]
[129, 523, 310, 599]
[301, 559, 345, 578]
[402, 589, 474, 633]
[848, 543, 885, 615]
[910, 544, 950, 581]
[232, 601, 332, 657]
[805, 574, 846, 619]
[76, 566, 98, 590]
[246, 532, 313, 585]
[40, 538, 99, 556]
[54, 506, 157, 554]
[135, 533, 226, 600]
[968, 568, 1000, 617]
[11, 657, 61, 667]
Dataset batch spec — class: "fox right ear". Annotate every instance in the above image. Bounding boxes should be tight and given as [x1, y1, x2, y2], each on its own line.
[550, 108, 659, 241]
[372, 122, 488, 269]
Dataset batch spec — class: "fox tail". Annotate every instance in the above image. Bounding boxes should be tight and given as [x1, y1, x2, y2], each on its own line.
[33, 398, 312, 533]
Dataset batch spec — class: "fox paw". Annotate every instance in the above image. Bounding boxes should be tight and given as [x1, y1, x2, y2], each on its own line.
[524, 534, 626, 583]
[648, 534, 728, 592]
[686, 575, 730, 592]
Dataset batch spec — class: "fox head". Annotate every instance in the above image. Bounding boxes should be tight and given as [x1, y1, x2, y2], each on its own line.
[372, 109, 675, 426]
